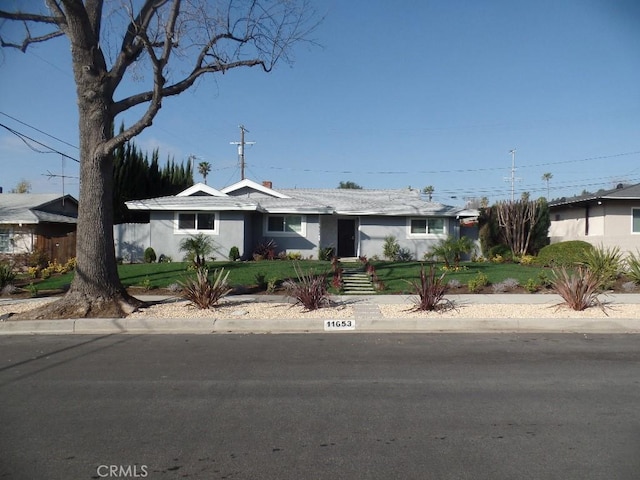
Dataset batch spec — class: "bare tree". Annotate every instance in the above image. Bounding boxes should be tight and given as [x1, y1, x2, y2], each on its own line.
[0, 0, 317, 318]
[495, 198, 543, 257]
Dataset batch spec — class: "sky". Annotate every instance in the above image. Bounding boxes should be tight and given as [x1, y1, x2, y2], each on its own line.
[1, 0, 639, 206]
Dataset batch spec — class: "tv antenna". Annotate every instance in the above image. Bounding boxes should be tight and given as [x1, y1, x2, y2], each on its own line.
[42, 154, 78, 205]
[230, 125, 255, 180]
[504, 148, 521, 201]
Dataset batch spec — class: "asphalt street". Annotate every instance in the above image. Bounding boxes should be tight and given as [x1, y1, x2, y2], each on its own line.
[0, 333, 639, 480]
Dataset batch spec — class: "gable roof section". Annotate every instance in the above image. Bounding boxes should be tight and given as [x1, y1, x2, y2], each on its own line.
[177, 183, 227, 197]
[549, 183, 640, 208]
[0, 194, 78, 225]
[221, 179, 291, 198]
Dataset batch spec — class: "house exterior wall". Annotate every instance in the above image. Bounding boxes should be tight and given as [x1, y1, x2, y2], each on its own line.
[255, 214, 320, 258]
[358, 216, 453, 260]
[114, 211, 247, 262]
[550, 201, 640, 254]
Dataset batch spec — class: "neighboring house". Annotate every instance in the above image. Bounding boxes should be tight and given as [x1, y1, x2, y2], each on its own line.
[548, 183, 640, 254]
[0, 193, 78, 263]
[119, 179, 478, 262]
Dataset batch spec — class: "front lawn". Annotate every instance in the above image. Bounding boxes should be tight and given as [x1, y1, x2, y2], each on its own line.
[24, 259, 551, 295]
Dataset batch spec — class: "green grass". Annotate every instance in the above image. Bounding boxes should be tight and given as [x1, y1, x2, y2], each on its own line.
[25, 259, 551, 294]
[372, 261, 550, 293]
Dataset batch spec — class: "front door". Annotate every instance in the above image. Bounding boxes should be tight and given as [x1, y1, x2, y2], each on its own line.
[337, 219, 356, 257]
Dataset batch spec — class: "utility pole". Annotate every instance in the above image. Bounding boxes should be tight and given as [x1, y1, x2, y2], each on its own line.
[230, 125, 255, 181]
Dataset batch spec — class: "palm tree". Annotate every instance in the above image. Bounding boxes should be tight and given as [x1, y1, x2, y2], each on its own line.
[198, 161, 212, 185]
[542, 172, 553, 198]
[179, 233, 215, 267]
[422, 185, 434, 201]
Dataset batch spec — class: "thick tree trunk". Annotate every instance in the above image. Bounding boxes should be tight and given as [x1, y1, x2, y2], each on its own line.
[14, 34, 143, 319]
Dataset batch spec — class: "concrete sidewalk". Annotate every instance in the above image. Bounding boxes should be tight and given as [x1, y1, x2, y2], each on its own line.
[1, 293, 639, 335]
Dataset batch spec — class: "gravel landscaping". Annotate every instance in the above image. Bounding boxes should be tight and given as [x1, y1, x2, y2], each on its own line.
[2, 296, 640, 320]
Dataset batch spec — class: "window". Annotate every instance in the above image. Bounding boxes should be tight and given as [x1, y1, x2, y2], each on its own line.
[266, 215, 305, 235]
[409, 218, 445, 236]
[0, 229, 11, 253]
[176, 212, 217, 233]
[633, 208, 640, 234]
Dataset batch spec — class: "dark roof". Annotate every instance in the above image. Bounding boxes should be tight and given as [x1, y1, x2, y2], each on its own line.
[549, 183, 640, 208]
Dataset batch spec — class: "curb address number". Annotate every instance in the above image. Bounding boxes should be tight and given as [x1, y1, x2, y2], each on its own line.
[324, 320, 355, 331]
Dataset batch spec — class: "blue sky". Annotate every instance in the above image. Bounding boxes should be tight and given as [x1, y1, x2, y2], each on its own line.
[1, 0, 639, 205]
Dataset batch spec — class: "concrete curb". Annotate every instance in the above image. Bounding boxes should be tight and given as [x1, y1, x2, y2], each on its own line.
[2, 316, 640, 335]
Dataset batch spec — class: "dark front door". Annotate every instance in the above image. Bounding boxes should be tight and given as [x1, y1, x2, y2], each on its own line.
[337, 219, 356, 257]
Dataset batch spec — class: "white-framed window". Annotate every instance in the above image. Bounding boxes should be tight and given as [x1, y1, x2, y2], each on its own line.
[266, 215, 305, 236]
[175, 212, 218, 234]
[408, 217, 446, 237]
[0, 228, 12, 253]
[633, 208, 640, 234]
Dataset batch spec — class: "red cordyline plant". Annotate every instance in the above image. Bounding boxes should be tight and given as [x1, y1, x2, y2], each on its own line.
[551, 266, 606, 312]
[179, 267, 232, 309]
[406, 264, 454, 312]
[283, 263, 330, 311]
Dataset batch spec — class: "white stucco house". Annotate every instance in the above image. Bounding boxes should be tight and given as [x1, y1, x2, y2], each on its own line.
[548, 183, 640, 254]
[115, 179, 478, 262]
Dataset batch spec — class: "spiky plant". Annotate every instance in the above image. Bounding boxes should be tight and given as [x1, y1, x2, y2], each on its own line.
[625, 250, 640, 284]
[283, 263, 330, 311]
[551, 266, 603, 311]
[406, 264, 453, 311]
[179, 267, 232, 309]
[580, 244, 623, 291]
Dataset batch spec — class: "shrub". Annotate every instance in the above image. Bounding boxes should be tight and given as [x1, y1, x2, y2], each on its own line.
[467, 271, 489, 293]
[28, 249, 49, 269]
[144, 247, 157, 263]
[535, 241, 593, 267]
[180, 267, 232, 309]
[524, 278, 539, 293]
[488, 244, 511, 261]
[406, 264, 452, 311]
[518, 254, 536, 265]
[286, 251, 303, 260]
[228, 246, 241, 262]
[580, 244, 623, 290]
[283, 263, 330, 311]
[266, 277, 278, 294]
[0, 262, 16, 290]
[253, 239, 277, 261]
[624, 250, 640, 284]
[318, 247, 335, 261]
[551, 266, 602, 311]
[383, 236, 400, 261]
[158, 254, 172, 263]
[395, 247, 414, 262]
[254, 272, 267, 290]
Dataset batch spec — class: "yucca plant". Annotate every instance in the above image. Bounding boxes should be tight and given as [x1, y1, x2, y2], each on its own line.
[406, 264, 453, 312]
[0, 262, 16, 290]
[625, 250, 640, 284]
[580, 244, 623, 291]
[551, 266, 603, 311]
[179, 267, 232, 309]
[283, 263, 329, 310]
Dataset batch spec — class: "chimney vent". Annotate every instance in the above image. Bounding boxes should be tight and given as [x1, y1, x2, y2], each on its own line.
[262, 181, 273, 189]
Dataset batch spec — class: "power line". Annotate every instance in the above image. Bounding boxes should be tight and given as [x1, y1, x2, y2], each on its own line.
[0, 111, 78, 149]
[0, 122, 79, 162]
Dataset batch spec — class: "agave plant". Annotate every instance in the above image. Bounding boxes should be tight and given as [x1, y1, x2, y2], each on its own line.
[625, 250, 640, 285]
[579, 244, 623, 291]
